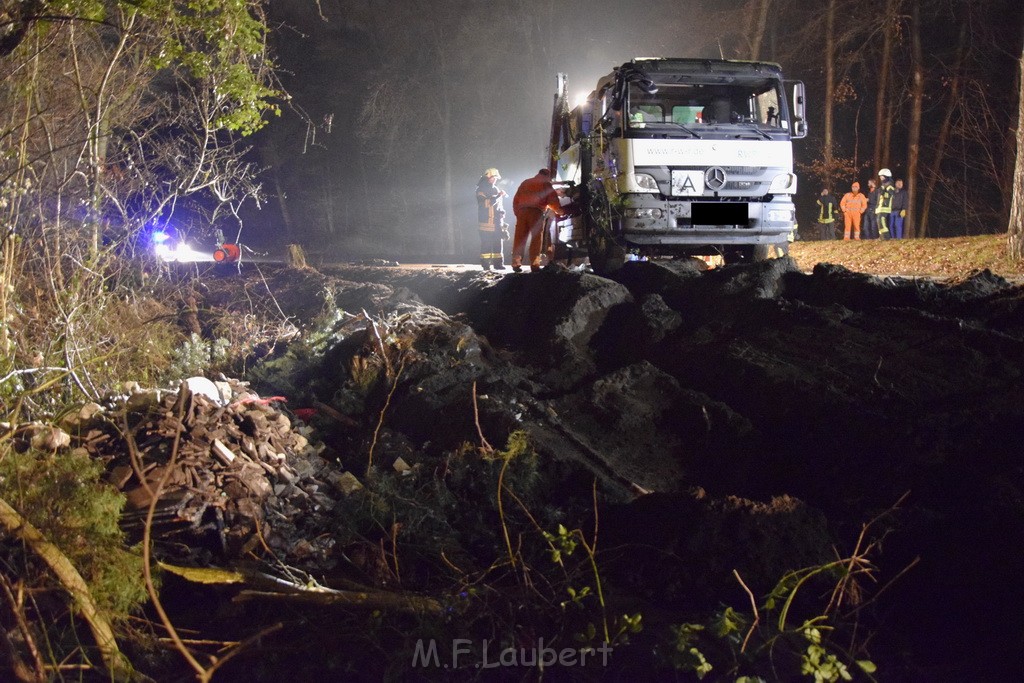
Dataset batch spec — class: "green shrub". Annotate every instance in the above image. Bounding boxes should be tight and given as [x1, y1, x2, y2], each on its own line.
[0, 447, 148, 618]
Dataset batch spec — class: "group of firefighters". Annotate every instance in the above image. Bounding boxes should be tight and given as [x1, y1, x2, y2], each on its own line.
[474, 167, 564, 271]
[816, 168, 908, 241]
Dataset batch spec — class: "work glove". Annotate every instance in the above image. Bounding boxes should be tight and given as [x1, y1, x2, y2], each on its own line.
[900, 210, 906, 217]
[500, 223, 510, 241]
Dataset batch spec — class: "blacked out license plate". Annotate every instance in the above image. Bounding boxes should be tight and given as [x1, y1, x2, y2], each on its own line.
[692, 203, 749, 226]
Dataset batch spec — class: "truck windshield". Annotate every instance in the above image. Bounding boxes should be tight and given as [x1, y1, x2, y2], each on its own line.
[627, 79, 786, 133]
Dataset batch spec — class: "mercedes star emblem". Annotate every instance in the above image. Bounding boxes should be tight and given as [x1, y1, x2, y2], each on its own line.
[705, 167, 727, 191]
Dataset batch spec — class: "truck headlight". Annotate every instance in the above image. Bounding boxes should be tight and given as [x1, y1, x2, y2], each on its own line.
[625, 208, 664, 219]
[768, 173, 797, 194]
[632, 173, 659, 193]
[767, 209, 795, 222]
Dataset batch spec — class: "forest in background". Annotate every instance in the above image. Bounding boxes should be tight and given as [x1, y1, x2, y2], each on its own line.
[254, 0, 1024, 258]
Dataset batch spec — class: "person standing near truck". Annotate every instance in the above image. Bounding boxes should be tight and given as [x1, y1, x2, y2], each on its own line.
[512, 168, 564, 272]
[475, 168, 508, 270]
[875, 169, 895, 240]
[816, 187, 839, 241]
[891, 178, 907, 239]
[863, 178, 879, 239]
[839, 181, 867, 240]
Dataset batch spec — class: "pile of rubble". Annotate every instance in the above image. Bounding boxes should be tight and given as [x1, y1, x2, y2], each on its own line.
[13, 377, 357, 571]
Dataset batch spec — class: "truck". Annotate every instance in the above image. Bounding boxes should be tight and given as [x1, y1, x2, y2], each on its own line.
[547, 58, 806, 274]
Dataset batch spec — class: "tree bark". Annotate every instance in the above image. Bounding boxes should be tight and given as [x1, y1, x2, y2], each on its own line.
[748, 0, 772, 60]
[873, 3, 895, 172]
[263, 139, 294, 238]
[1009, 36, 1024, 260]
[823, 0, 836, 176]
[905, 1, 924, 238]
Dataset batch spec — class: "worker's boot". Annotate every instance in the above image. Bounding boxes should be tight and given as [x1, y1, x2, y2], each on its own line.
[530, 257, 542, 273]
[511, 255, 522, 273]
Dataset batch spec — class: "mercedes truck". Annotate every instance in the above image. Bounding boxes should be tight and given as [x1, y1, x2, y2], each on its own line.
[548, 58, 807, 274]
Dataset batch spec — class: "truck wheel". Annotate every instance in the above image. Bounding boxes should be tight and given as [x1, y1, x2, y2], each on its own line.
[752, 243, 788, 261]
[723, 246, 754, 264]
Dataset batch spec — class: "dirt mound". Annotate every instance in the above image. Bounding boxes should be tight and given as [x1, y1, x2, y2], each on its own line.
[277, 259, 1024, 679]
[58, 259, 1023, 680]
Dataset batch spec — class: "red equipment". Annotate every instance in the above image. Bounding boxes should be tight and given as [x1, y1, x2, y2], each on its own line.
[213, 243, 241, 263]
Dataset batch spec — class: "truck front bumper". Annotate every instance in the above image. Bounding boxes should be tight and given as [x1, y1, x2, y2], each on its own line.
[620, 195, 796, 246]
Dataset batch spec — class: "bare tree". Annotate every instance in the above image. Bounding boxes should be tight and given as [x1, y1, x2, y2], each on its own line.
[1009, 34, 1024, 260]
[872, 1, 897, 171]
[822, 0, 837, 172]
[904, 0, 924, 237]
[744, 0, 773, 60]
[1, 1, 281, 404]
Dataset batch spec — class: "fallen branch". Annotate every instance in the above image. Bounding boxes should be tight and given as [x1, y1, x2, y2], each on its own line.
[0, 497, 136, 682]
[233, 587, 443, 615]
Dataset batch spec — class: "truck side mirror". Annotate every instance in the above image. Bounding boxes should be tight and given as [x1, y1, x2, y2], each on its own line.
[790, 81, 807, 139]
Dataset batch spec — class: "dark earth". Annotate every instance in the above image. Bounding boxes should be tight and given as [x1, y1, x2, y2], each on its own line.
[86, 257, 1024, 681]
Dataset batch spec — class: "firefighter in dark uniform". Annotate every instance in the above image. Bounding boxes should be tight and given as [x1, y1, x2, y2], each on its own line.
[874, 168, 895, 240]
[475, 168, 508, 270]
[816, 187, 839, 241]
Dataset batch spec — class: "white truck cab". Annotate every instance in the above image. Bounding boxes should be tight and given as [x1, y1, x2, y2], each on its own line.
[550, 58, 806, 273]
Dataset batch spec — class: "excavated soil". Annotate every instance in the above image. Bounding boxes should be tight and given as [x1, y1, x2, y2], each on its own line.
[123, 258, 1024, 681]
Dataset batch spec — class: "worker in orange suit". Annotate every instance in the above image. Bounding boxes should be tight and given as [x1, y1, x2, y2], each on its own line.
[839, 181, 868, 240]
[511, 169, 564, 272]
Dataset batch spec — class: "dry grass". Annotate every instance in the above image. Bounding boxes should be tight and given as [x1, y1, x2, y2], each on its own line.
[789, 234, 1024, 280]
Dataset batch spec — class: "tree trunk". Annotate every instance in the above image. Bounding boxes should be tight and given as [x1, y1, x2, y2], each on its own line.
[920, 24, 967, 234]
[823, 0, 836, 176]
[1009, 37, 1024, 260]
[873, 4, 895, 173]
[881, 96, 895, 170]
[905, 1, 924, 238]
[748, 0, 772, 60]
[264, 139, 294, 238]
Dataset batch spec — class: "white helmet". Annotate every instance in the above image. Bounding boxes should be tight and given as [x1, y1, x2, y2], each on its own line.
[878, 168, 892, 178]
[484, 168, 501, 179]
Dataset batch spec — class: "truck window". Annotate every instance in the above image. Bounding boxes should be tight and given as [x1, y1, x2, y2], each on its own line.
[753, 88, 782, 126]
[672, 106, 704, 124]
[627, 79, 786, 130]
[628, 104, 663, 127]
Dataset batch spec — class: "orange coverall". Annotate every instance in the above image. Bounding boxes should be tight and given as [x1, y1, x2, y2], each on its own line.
[840, 185, 868, 240]
[512, 170, 563, 269]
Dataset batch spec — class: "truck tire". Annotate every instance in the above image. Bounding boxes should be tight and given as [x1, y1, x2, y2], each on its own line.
[725, 244, 783, 264]
[723, 246, 754, 264]
[754, 243, 789, 260]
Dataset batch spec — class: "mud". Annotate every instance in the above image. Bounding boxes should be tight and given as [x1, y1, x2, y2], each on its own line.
[151, 257, 1024, 680]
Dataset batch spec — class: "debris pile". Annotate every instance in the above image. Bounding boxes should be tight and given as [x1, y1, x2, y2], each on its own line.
[36, 378, 348, 570]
